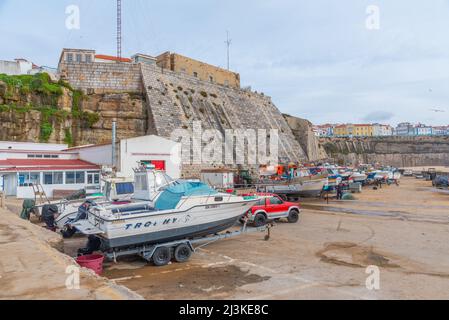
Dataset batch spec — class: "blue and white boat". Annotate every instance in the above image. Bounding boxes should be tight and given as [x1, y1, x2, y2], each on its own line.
[73, 168, 257, 250]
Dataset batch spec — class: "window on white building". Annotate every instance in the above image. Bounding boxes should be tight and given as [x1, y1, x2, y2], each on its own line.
[76, 172, 85, 184]
[18, 172, 40, 186]
[43, 172, 63, 185]
[65, 172, 75, 184]
[87, 171, 100, 185]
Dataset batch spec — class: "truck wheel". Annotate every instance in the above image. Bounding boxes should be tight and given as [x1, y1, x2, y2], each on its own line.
[287, 210, 300, 223]
[254, 213, 267, 227]
[152, 247, 171, 266]
[174, 244, 192, 263]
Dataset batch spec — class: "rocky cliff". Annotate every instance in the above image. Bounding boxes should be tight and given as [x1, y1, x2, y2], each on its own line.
[320, 136, 449, 167]
[283, 114, 327, 162]
[0, 73, 147, 146]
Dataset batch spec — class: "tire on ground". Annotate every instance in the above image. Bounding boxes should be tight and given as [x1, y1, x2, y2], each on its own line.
[287, 209, 300, 223]
[152, 246, 171, 266]
[254, 213, 267, 227]
[174, 244, 192, 263]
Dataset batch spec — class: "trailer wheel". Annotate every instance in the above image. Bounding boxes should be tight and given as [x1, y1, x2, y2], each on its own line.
[152, 247, 171, 266]
[174, 244, 192, 263]
[254, 213, 267, 227]
[287, 210, 300, 224]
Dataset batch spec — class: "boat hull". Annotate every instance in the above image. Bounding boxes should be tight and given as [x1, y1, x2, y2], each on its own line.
[102, 215, 241, 249]
[264, 179, 326, 198]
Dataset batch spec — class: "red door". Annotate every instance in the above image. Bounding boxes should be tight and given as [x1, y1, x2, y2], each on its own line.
[266, 196, 288, 217]
[150, 160, 166, 171]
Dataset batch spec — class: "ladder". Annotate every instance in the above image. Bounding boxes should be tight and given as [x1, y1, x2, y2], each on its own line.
[31, 183, 50, 205]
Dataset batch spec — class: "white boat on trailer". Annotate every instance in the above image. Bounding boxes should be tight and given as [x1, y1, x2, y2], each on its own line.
[33, 177, 135, 231]
[73, 167, 259, 264]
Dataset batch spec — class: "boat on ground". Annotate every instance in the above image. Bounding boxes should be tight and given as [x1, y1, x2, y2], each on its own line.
[259, 177, 327, 199]
[351, 172, 368, 183]
[72, 167, 258, 250]
[34, 177, 135, 230]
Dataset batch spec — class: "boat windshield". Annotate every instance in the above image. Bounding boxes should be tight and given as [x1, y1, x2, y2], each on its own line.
[154, 181, 218, 210]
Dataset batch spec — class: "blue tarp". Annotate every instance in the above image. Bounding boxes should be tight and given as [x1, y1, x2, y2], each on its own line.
[154, 181, 218, 210]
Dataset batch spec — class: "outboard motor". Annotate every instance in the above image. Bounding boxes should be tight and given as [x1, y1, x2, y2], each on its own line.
[61, 199, 95, 239]
[42, 204, 59, 232]
[78, 236, 102, 256]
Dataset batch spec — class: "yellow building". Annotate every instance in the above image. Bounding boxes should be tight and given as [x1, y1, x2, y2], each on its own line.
[156, 52, 241, 88]
[334, 125, 349, 136]
[353, 124, 374, 136]
[334, 124, 374, 137]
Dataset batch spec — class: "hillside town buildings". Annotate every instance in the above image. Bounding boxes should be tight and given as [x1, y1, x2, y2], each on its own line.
[314, 122, 447, 137]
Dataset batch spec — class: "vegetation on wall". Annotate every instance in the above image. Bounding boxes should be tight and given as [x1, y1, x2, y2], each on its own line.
[0, 73, 101, 143]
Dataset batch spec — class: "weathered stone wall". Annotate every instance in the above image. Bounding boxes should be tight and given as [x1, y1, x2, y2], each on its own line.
[320, 136, 449, 167]
[140, 64, 306, 177]
[156, 52, 241, 88]
[77, 92, 147, 145]
[59, 62, 142, 92]
[283, 114, 328, 162]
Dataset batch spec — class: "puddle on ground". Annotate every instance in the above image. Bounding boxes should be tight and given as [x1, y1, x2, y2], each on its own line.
[104, 263, 270, 300]
[316, 242, 449, 279]
[316, 242, 401, 269]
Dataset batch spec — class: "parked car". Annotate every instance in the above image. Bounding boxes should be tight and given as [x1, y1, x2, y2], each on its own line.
[244, 193, 301, 227]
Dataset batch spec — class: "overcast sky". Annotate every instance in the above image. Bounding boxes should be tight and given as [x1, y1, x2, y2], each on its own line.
[1, 0, 449, 126]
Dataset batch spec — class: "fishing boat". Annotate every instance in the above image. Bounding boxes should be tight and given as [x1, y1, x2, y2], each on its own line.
[260, 176, 327, 199]
[33, 177, 135, 230]
[351, 172, 368, 183]
[72, 167, 258, 250]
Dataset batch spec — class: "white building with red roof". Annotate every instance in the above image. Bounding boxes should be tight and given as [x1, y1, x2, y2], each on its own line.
[0, 141, 101, 199]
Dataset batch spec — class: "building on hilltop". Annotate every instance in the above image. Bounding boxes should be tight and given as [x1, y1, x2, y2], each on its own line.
[94, 54, 132, 63]
[432, 126, 449, 136]
[131, 53, 157, 65]
[0, 58, 40, 76]
[414, 123, 433, 136]
[155, 51, 241, 88]
[372, 124, 393, 136]
[58, 49, 96, 65]
[312, 124, 334, 137]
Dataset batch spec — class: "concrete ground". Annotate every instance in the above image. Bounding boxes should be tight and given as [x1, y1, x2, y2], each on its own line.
[3, 177, 449, 300]
[103, 177, 449, 300]
[0, 207, 142, 300]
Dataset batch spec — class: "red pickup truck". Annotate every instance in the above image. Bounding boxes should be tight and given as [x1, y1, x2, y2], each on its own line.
[244, 193, 301, 227]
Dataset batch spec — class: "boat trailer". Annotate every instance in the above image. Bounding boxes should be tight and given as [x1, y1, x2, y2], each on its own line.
[104, 223, 273, 266]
